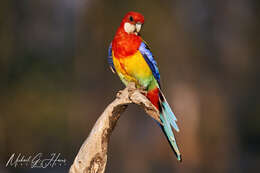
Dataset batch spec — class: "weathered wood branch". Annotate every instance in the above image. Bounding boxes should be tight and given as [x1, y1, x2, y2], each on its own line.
[69, 83, 160, 173]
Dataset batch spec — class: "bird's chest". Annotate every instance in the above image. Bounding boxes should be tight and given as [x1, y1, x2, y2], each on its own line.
[113, 51, 152, 85]
[112, 33, 141, 58]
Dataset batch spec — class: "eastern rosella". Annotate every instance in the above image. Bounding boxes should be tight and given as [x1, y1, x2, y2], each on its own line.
[108, 11, 182, 161]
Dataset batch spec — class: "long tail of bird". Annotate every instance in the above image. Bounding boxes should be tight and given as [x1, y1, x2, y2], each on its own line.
[147, 87, 182, 161]
[159, 89, 182, 161]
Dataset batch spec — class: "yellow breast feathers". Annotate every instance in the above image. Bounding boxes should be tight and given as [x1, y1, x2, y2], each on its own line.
[112, 51, 153, 87]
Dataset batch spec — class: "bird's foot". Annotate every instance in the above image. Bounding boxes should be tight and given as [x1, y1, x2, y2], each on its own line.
[139, 89, 147, 96]
[116, 90, 123, 98]
[138, 86, 147, 96]
[127, 82, 136, 94]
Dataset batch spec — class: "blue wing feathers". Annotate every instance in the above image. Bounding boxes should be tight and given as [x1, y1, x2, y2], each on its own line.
[139, 42, 160, 85]
[108, 43, 115, 73]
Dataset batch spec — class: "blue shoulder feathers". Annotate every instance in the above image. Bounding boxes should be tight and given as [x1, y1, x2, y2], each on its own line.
[139, 42, 160, 86]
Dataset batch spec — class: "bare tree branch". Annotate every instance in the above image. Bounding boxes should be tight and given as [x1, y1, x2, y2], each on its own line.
[69, 83, 160, 173]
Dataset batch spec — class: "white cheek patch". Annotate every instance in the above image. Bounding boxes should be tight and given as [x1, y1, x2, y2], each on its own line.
[124, 22, 135, 34]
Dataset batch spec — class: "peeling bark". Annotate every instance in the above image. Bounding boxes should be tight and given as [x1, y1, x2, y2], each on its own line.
[69, 83, 160, 173]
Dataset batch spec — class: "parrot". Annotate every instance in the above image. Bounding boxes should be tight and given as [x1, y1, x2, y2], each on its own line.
[108, 11, 182, 161]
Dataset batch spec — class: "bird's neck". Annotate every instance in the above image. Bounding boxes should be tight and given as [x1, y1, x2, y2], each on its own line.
[112, 27, 142, 58]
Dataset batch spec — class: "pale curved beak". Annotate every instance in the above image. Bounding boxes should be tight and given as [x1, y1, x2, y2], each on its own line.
[135, 23, 142, 33]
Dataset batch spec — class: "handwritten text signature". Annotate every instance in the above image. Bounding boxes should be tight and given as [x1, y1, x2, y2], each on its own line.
[6, 153, 66, 168]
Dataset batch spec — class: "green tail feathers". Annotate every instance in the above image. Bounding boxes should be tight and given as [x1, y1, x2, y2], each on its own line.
[159, 90, 182, 161]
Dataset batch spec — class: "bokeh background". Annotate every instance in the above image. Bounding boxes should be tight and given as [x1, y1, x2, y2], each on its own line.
[1, 0, 259, 173]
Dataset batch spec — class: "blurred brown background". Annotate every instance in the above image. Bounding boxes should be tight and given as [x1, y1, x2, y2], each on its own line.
[0, 0, 259, 173]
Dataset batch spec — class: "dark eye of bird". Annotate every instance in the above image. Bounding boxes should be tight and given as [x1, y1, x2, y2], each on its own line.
[129, 16, 134, 22]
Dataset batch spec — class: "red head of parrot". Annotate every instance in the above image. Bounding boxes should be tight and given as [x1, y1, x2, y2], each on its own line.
[112, 12, 145, 58]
